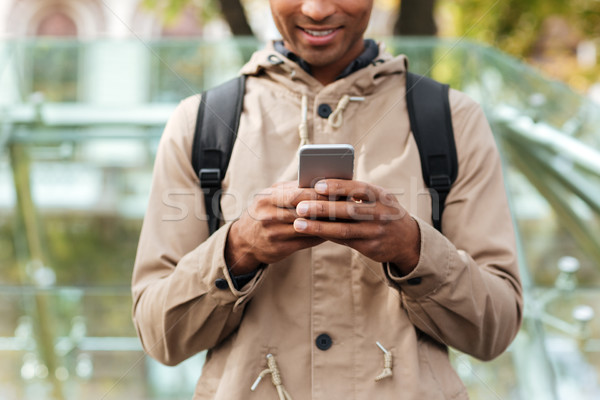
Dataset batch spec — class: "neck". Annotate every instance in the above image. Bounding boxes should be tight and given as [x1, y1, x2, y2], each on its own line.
[311, 40, 366, 85]
[311, 68, 340, 86]
[275, 39, 374, 86]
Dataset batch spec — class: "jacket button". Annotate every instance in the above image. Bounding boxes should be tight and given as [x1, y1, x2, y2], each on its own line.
[317, 103, 332, 118]
[407, 277, 422, 285]
[215, 278, 229, 290]
[315, 333, 332, 351]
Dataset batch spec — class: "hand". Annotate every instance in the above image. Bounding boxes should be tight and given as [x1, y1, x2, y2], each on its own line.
[293, 179, 420, 275]
[225, 181, 326, 275]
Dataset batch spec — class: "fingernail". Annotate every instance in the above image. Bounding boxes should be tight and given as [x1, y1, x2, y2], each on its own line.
[314, 181, 327, 193]
[296, 202, 309, 215]
[294, 219, 308, 231]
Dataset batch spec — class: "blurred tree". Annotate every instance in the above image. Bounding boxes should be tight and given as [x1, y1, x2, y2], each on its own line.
[440, 0, 600, 57]
[438, 0, 600, 90]
[147, 0, 444, 38]
[220, 0, 253, 35]
[394, 0, 437, 36]
[144, 0, 253, 36]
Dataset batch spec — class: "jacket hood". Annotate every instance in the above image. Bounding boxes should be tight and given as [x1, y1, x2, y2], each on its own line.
[239, 40, 408, 96]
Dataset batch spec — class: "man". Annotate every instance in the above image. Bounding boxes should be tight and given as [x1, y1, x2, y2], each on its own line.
[132, 0, 523, 399]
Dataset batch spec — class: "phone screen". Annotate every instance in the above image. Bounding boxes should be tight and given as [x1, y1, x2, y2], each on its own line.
[298, 144, 354, 188]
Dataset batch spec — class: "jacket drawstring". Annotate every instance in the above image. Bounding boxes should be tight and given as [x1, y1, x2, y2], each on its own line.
[298, 93, 365, 146]
[328, 95, 365, 128]
[298, 94, 309, 146]
[375, 342, 393, 381]
[268, 54, 297, 80]
[266, 54, 306, 146]
[280, 63, 297, 80]
[251, 354, 293, 400]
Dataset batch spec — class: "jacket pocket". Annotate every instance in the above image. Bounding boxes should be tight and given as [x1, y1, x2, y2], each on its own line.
[194, 350, 219, 399]
[418, 332, 468, 399]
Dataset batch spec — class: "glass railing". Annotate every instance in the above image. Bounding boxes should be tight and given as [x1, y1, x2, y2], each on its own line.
[1, 37, 599, 400]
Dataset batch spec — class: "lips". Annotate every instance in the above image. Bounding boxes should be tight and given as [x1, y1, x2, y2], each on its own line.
[299, 27, 339, 45]
[303, 28, 335, 37]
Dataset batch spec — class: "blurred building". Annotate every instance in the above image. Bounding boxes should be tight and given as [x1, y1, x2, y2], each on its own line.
[0, 0, 207, 38]
[0, 1, 257, 225]
[0, 0, 392, 41]
[1, 3, 600, 400]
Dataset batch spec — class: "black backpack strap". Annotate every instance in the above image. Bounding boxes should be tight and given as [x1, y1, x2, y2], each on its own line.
[192, 75, 246, 235]
[405, 72, 458, 232]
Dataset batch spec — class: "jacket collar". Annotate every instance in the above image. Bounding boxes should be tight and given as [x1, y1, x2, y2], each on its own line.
[239, 41, 408, 96]
[272, 39, 380, 81]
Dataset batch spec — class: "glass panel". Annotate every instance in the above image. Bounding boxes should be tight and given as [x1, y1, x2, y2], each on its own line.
[1, 37, 599, 399]
[29, 41, 80, 102]
[147, 39, 262, 102]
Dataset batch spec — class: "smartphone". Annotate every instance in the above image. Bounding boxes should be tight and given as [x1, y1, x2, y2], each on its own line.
[298, 144, 354, 188]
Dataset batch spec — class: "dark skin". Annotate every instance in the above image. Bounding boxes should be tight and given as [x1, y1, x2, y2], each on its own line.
[226, 0, 420, 276]
[269, 0, 373, 85]
[225, 181, 326, 275]
[226, 179, 420, 277]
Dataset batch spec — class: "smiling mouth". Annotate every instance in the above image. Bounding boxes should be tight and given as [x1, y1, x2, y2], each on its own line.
[302, 28, 336, 37]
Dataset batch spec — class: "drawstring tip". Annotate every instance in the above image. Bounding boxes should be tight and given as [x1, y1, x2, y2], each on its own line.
[376, 341, 388, 353]
[251, 354, 293, 400]
[251, 376, 262, 391]
[375, 342, 393, 382]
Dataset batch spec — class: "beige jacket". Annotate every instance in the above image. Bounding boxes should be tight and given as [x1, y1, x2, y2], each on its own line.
[132, 42, 522, 400]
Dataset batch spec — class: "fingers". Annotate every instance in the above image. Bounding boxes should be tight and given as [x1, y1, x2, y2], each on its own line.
[295, 198, 405, 221]
[257, 182, 327, 209]
[293, 218, 381, 240]
[314, 179, 381, 203]
[295, 199, 381, 221]
[243, 230, 326, 265]
[243, 181, 417, 266]
[278, 189, 329, 208]
[246, 203, 298, 224]
[246, 182, 318, 223]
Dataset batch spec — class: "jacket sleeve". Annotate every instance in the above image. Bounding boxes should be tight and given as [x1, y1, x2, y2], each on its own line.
[385, 91, 523, 361]
[131, 95, 265, 366]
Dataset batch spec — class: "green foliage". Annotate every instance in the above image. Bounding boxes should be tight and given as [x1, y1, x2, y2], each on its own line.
[439, 0, 600, 90]
[142, 0, 220, 25]
[443, 0, 600, 53]
[42, 214, 141, 286]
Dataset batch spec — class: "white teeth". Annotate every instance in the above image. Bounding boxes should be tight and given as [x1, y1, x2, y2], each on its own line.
[304, 29, 334, 37]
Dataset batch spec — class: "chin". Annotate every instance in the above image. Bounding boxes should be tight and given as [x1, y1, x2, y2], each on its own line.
[301, 50, 339, 67]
